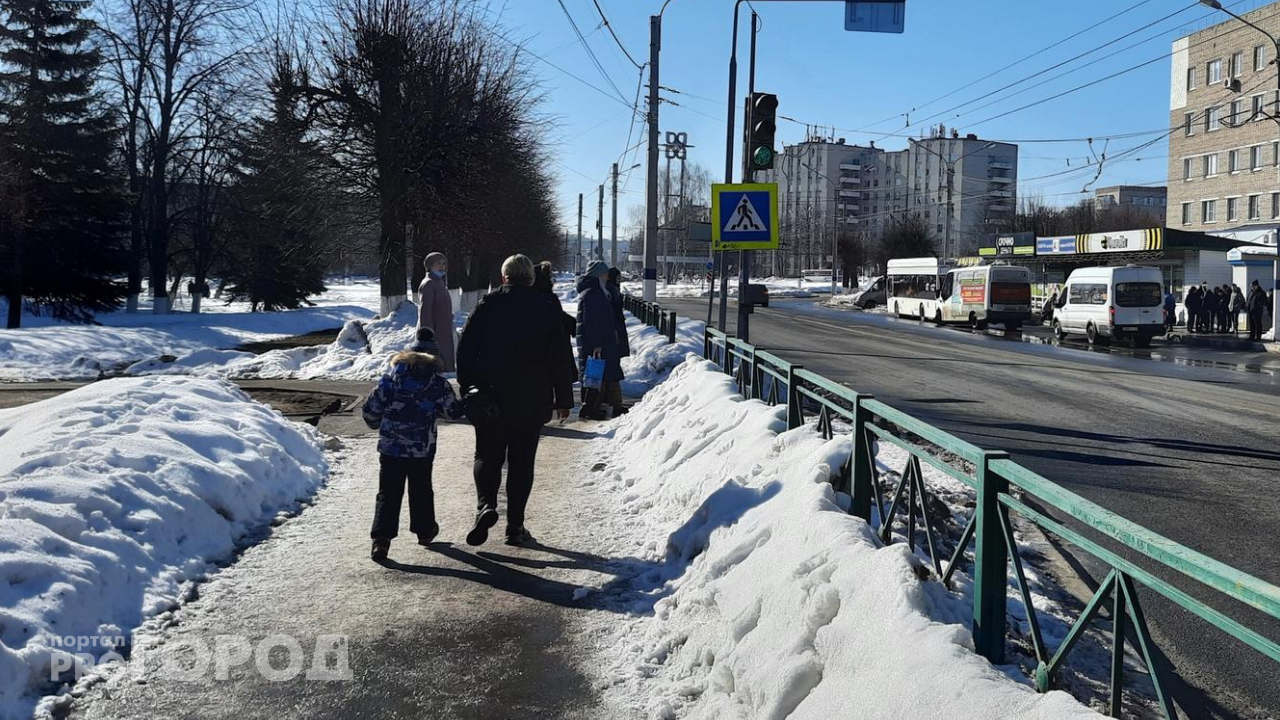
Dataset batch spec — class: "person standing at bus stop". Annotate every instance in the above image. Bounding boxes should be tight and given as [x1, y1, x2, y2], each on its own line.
[1247, 280, 1270, 341]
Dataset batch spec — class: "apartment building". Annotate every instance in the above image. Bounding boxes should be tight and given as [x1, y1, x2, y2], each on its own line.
[1093, 185, 1168, 217]
[759, 127, 1018, 270]
[1169, 3, 1280, 245]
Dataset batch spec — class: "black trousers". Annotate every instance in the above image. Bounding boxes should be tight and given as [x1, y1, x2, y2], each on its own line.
[1249, 312, 1265, 341]
[473, 421, 543, 529]
[371, 454, 436, 540]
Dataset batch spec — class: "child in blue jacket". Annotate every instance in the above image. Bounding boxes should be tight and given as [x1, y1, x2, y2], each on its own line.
[362, 328, 462, 560]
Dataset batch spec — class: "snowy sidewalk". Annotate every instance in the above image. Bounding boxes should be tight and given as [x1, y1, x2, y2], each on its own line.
[64, 420, 626, 720]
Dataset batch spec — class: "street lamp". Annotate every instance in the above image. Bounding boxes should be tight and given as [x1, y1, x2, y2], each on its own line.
[909, 139, 996, 261]
[1200, 0, 1280, 341]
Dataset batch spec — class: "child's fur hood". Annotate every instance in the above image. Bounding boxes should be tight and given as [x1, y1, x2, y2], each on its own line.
[391, 350, 442, 375]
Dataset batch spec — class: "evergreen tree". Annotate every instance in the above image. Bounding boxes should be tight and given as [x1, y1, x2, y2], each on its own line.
[220, 55, 329, 312]
[0, 0, 125, 328]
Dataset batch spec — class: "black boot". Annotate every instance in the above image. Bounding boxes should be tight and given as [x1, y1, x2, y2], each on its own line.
[466, 507, 499, 546]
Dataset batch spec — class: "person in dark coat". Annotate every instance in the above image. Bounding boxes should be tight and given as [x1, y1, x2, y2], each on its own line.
[1199, 283, 1217, 333]
[1217, 285, 1231, 333]
[576, 261, 623, 420]
[1247, 280, 1270, 341]
[362, 329, 463, 560]
[456, 254, 576, 547]
[1042, 289, 1058, 325]
[1184, 285, 1202, 332]
[1163, 288, 1176, 332]
[534, 261, 577, 341]
[604, 267, 630, 416]
[1230, 284, 1246, 334]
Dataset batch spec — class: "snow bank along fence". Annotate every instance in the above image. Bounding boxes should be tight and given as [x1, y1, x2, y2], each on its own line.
[694, 325, 1280, 720]
[621, 294, 678, 344]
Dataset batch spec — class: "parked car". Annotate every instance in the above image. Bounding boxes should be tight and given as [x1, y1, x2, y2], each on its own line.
[1053, 265, 1165, 347]
[852, 276, 886, 309]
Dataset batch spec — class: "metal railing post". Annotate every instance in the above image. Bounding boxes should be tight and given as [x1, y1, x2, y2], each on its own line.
[785, 364, 804, 429]
[973, 450, 1011, 664]
[703, 328, 712, 359]
[849, 393, 876, 521]
[667, 311, 677, 344]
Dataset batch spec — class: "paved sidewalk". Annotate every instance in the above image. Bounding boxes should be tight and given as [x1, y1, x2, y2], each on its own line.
[65, 418, 632, 720]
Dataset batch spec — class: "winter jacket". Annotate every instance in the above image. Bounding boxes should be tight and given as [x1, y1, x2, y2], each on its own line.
[1163, 293, 1176, 313]
[1185, 287, 1202, 313]
[1232, 289, 1247, 312]
[576, 275, 624, 382]
[457, 283, 576, 425]
[607, 279, 631, 357]
[1202, 289, 1219, 313]
[1247, 287, 1270, 316]
[362, 351, 462, 458]
[417, 274, 456, 372]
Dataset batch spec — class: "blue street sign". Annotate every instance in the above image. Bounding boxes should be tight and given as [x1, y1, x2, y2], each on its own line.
[711, 183, 779, 251]
[845, 1, 905, 34]
[706, 261, 715, 270]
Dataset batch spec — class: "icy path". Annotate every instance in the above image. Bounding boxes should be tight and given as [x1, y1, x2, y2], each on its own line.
[64, 420, 627, 720]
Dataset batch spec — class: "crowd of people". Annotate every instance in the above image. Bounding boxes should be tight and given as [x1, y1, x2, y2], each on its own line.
[361, 253, 631, 560]
[1044, 280, 1273, 342]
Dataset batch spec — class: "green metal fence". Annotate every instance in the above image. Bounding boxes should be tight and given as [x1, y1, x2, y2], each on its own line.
[621, 293, 1280, 718]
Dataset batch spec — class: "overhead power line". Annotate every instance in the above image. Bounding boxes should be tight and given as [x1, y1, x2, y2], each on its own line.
[588, 0, 643, 70]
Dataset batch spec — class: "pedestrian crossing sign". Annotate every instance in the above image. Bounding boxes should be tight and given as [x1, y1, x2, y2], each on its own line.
[712, 183, 778, 251]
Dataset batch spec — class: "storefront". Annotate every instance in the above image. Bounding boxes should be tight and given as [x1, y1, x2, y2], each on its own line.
[980, 228, 1259, 302]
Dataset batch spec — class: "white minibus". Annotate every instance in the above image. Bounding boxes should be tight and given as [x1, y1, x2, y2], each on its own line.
[1052, 265, 1165, 347]
[886, 257, 946, 320]
[938, 264, 1033, 329]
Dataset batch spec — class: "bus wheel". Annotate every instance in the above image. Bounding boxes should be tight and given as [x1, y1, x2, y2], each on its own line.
[1053, 320, 1066, 340]
[969, 312, 978, 328]
[918, 304, 926, 321]
[1086, 323, 1106, 345]
[934, 309, 943, 325]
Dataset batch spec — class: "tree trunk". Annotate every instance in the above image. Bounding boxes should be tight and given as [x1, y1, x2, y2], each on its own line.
[374, 43, 407, 317]
[148, 144, 170, 314]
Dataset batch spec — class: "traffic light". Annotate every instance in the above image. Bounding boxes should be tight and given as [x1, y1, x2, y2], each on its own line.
[748, 92, 778, 171]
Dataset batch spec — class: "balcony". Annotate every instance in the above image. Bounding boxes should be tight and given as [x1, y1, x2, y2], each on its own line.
[839, 189, 860, 198]
[840, 176, 861, 186]
[989, 189, 1014, 198]
[988, 160, 1013, 170]
[989, 203, 1014, 212]
[837, 204, 860, 212]
[839, 163, 862, 172]
[989, 175, 1014, 184]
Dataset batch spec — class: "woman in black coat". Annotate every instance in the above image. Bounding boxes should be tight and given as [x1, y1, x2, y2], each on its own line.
[576, 262, 624, 419]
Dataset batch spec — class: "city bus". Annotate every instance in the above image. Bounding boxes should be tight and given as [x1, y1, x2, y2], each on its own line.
[886, 257, 946, 320]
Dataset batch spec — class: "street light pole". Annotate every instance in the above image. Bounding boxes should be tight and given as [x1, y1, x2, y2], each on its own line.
[643, 13, 662, 301]
[610, 163, 619, 267]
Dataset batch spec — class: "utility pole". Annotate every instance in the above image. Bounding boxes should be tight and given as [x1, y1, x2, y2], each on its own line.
[564, 229, 569, 269]
[643, 14, 661, 301]
[597, 184, 604, 262]
[577, 192, 584, 274]
[736, 11, 759, 342]
[610, 163, 619, 267]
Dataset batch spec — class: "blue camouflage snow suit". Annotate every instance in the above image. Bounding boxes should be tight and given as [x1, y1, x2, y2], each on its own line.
[362, 351, 462, 457]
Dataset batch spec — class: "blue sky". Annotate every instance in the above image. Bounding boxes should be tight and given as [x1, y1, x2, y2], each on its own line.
[478, 0, 1276, 235]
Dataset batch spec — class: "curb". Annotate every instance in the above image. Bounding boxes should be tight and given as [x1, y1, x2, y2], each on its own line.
[1164, 333, 1269, 352]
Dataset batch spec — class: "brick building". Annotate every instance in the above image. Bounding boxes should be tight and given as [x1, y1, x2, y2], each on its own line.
[1168, 3, 1280, 245]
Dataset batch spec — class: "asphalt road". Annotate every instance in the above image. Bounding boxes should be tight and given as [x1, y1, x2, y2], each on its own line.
[663, 296, 1280, 720]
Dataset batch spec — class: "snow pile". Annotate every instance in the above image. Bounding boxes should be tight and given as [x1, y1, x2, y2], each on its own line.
[0, 378, 327, 719]
[588, 358, 1097, 719]
[620, 314, 705, 397]
[0, 279, 382, 382]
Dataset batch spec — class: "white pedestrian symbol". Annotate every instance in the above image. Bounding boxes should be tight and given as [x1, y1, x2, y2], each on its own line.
[726, 195, 765, 232]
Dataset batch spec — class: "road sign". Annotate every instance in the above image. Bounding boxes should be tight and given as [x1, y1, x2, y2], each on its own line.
[712, 183, 778, 251]
[845, 1, 905, 34]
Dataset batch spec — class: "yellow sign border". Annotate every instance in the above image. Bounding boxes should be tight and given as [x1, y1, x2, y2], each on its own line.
[711, 182, 779, 251]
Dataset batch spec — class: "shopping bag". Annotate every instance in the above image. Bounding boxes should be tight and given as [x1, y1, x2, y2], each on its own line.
[583, 356, 606, 390]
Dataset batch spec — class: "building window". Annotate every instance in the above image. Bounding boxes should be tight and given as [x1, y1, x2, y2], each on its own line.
[1204, 153, 1218, 176]
[1183, 157, 1194, 179]
[1230, 99, 1243, 123]
[1206, 106, 1221, 131]
[1188, 66, 1198, 91]
[1185, 111, 1196, 136]
[1256, 44, 1268, 71]
[1249, 195, 1261, 220]
[1230, 149, 1240, 172]
[1273, 193, 1280, 219]
[1227, 197, 1239, 221]
[1203, 199, 1217, 222]
[1209, 58, 1223, 84]
[1254, 94, 1266, 120]
[1232, 51, 1244, 77]
[1182, 202, 1193, 224]
[1252, 145, 1263, 170]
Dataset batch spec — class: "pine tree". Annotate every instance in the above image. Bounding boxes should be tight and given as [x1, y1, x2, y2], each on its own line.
[220, 55, 330, 312]
[0, 0, 125, 328]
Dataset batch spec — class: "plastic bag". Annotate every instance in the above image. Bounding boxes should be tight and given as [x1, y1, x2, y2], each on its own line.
[583, 356, 606, 390]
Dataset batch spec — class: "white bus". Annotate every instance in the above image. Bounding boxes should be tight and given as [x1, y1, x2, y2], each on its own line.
[887, 257, 946, 320]
[938, 264, 1033, 329]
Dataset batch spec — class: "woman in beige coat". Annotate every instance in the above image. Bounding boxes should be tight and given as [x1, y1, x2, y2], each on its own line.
[417, 252, 456, 371]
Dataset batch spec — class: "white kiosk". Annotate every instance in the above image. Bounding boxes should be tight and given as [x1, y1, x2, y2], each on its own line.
[1227, 245, 1279, 341]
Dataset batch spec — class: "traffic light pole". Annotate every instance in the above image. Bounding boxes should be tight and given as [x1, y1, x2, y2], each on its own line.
[577, 192, 583, 274]
[610, 163, 619, 267]
[736, 11, 759, 342]
[597, 184, 604, 261]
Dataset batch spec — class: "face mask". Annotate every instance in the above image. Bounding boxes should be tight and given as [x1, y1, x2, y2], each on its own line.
[432, 270, 446, 279]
